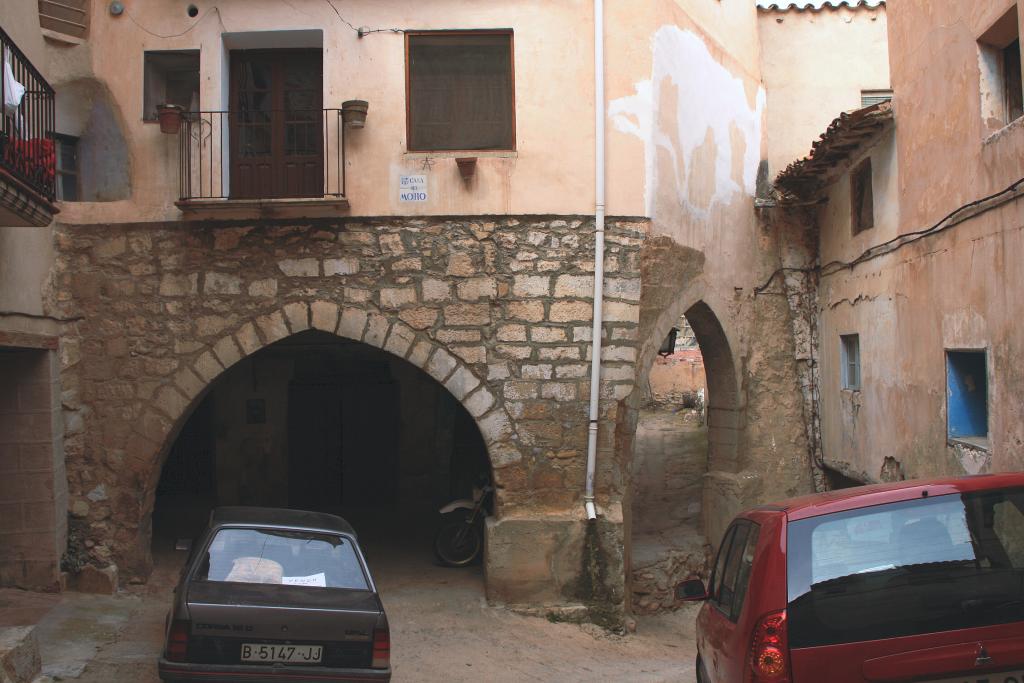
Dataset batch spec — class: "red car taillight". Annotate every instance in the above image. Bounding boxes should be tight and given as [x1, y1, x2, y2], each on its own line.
[165, 619, 190, 662]
[749, 610, 791, 683]
[371, 627, 390, 669]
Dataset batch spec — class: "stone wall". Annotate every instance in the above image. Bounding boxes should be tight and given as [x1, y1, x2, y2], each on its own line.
[50, 215, 645, 610]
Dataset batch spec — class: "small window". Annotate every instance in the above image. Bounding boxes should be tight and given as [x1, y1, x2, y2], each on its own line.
[710, 525, 736, 601]
[406, 31, 515, 151]
[978, 6, 1023, 131]
[861, 89, 893, 107]
[729, 524, 760, 621]
[850, 158, 874, 234]
[54, 134, 79, 201]
[946, 350, 988, 441]
[841, 334, 861, 391]
[143, 51, 201, 121]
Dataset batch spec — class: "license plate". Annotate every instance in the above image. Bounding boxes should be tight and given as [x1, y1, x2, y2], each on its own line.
[240, 643, 322, 664]
[926, 671, 1024, 683]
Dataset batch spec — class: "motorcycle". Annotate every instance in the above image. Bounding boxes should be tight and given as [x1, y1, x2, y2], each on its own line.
[433, 481, 493, 567]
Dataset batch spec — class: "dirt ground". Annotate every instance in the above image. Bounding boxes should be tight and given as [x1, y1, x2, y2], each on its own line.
[5, 521, 700, 683]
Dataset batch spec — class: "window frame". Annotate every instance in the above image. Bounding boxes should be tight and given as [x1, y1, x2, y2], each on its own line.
[977, 6, 1023, 132]
[841, 334, 861, 391]
[709, 520, 759, 623]
[945, 348, 989, 442]
[404, 29, 517, 153]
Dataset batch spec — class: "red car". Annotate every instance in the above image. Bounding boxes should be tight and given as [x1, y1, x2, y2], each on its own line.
[678, 473, 1024, 683]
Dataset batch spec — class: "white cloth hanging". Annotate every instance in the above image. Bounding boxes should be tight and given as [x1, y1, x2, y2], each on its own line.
[3, 48, 26, 121]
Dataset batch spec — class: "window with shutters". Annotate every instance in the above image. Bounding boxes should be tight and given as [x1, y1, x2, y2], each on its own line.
[406, 31, 515, 152]
[38, 0, 89, 41]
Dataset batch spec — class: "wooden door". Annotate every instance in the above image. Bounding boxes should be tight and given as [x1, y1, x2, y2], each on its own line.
[230, 50, 323, 199]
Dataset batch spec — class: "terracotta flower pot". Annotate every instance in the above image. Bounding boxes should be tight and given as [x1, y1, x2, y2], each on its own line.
[156, 104, 184, 134]
[341, 100, 369, 128]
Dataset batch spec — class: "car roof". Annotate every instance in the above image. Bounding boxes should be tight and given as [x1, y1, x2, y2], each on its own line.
[209, 506, 357, 537]
[761, 473, 1024, 522]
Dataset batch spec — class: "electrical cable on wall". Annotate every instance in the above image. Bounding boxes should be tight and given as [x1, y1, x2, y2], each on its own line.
[323, 0, 406, 37]
[755, 175, 1024, 295]
[123, 5, 225, 39]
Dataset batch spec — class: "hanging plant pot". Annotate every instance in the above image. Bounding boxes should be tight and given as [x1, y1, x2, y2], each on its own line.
[456, 157, 477, 180]
[341, 100, 369, 128]
[156, 104, 185, 134]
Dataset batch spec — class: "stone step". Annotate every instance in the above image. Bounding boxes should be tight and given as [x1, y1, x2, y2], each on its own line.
[0, 626, 41, 683]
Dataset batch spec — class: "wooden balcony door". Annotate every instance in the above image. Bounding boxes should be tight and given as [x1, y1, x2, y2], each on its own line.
[230, 49, 323, 199]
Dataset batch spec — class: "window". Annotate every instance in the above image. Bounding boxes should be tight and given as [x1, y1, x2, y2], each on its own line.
[787, 489, 1024, 647]
[197, 527, 368, 590]
[39, 0, 89, 40]
[709, 521, 759, 622]
[54, 134, 79, 201]
[860, 89, 893, 108]
[946, 350, 988, 441]
[406, 32, 515, 151]
[850, 158, 874, 234]
[841, 334, 861, 391]
[143, 51, 200, 121]
[978, 6, 1023, 131]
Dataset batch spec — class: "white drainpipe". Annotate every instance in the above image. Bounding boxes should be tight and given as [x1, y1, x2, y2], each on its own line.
[584, 0, 605, 522]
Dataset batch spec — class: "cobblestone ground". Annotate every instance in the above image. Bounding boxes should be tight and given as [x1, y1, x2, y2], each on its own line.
[18, 527, 699, 683]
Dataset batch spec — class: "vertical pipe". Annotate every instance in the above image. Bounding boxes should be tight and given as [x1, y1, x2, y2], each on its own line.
[584, 0, 606, 522]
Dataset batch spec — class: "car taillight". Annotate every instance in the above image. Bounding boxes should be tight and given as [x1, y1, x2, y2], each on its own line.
[166, 619, 190, 662]
[749, 610, 790, 683]
[371, 627, 390, 669]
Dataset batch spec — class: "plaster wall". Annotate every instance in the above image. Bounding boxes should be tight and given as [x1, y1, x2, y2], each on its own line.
[759, 4, 890, 177]
[888, 0, 1024, 230]
[0, 0, 58, 332]
[812, 1, 1024, 483]
[46, 0, 658, 224]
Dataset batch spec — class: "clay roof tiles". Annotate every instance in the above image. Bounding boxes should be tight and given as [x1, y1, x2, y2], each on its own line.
[756, 0, 884, 11]
[773, 101, 893, 202]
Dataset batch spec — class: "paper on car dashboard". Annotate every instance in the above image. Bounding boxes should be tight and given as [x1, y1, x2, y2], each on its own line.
[282, 572, 327, 587]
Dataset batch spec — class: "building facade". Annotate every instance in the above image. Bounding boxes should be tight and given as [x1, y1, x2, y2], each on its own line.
[1, 0, 943, 620]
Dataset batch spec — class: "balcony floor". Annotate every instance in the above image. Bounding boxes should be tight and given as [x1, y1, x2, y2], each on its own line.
[175, 196, 350, 222]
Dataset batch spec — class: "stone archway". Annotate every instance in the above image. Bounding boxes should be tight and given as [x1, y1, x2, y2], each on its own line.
[625, 284, 744, 612]
[121, 301, 522, 578]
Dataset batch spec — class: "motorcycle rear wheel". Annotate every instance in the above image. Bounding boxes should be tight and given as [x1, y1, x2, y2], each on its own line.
[434, 512, 483, 567]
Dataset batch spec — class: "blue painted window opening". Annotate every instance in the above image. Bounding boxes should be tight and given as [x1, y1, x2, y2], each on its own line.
[841, 334, 860, 390]
[946, 350, 988, 439]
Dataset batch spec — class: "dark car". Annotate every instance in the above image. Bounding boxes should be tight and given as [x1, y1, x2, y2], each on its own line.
[158, 506, 391, 682]
[679, 473, 1024, 683]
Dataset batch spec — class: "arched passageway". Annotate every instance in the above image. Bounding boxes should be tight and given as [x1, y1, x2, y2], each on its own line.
[151, 327, 495, 585]
[630, 300, 740, 613]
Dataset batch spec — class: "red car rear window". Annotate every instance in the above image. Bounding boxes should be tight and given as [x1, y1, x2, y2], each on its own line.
[787, 487, 1024, 648]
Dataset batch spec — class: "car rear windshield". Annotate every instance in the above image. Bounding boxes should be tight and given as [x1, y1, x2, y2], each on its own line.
[196, 528, 369, 590]
[787, 487, 1024, 648]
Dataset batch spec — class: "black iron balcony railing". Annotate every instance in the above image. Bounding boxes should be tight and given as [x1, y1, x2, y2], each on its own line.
[178, 109, 346, 202]
[0, 25, 56, 202]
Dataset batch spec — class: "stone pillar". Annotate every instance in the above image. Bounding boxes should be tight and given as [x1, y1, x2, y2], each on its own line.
[0, 349, 65, 590]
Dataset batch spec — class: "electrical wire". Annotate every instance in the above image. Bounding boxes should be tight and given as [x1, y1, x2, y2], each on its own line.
[322, 0, 405, 36]
[123, 6, 225, 39]
[755, 175, 1024, 295]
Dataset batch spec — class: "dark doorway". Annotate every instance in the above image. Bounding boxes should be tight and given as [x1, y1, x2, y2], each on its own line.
[151, 331, 490, 579]
[230, 49, 323, 199]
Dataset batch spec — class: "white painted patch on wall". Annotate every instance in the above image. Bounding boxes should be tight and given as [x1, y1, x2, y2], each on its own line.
[610, 26, 765, 219]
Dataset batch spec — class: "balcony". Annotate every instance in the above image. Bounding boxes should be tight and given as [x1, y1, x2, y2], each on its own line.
[0, 25, 57, 227]
[175, 108, 349, 221]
